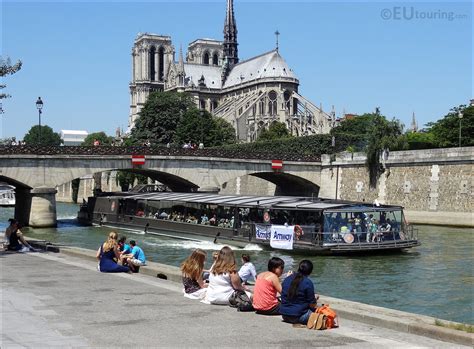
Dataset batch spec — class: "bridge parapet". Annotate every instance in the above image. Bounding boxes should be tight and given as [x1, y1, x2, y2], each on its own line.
[0, 145, 321, 162]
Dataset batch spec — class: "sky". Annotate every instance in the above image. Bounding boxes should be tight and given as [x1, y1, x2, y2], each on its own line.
[1, 0, 472, 140]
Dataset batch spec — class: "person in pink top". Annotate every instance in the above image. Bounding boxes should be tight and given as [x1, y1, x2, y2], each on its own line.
[252, 257, 286, 315]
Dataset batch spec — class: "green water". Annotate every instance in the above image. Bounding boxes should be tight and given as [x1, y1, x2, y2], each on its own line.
[1, 203, 472, 324]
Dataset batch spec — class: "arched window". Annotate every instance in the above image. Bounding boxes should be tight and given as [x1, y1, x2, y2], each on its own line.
[203, 52, 210, 65]
[268, 91, 277, 116]
[258, 98, 265, 115]
[158, 47, 165, 81]
[149, 47, 156, 81]
[284, 90, 291, 115]
[212, 53, 219, 65]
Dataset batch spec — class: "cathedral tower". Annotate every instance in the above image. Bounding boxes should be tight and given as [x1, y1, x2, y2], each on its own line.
[223, 0, 239, 67]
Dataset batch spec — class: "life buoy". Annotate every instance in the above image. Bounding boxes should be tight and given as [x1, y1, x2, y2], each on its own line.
[343, 233, 354, 244]
[294, 225, 304, 240]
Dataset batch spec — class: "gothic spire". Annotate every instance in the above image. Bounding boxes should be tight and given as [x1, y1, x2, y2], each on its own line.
[223, 0, 238, 67]
[178, 45, 185, 75]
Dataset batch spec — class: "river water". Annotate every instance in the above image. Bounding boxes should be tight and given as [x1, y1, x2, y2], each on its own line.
[1, 203, 472, 325]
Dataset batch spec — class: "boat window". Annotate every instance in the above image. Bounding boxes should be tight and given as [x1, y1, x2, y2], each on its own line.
[323, 209, 404, 243]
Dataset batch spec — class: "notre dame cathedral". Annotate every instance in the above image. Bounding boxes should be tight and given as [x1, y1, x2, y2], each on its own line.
[129, 0, 335, 142]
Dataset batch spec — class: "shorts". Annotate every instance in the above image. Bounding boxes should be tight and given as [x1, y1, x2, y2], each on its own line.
[130, 258, 146, 266]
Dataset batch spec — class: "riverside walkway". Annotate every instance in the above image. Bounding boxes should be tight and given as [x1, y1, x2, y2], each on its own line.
[1, 251, 471, 348]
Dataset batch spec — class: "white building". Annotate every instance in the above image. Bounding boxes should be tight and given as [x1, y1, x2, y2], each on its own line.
[129, 0, 336, 142]
[60, 130, 88, 146]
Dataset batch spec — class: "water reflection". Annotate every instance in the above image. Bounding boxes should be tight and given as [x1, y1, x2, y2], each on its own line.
[1, 204, 472, 324]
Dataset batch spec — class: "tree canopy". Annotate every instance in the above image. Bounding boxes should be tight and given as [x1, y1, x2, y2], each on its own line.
[82, 132, 114, 146]
[129, 91, 236, 147]
[257, 121, 291, 141]
[425, 104, 473, 147]
[130, 91, 194, 145]
[331, 112, 406, 188]
[23, 125, 62, 146]
[174, 109, 235, 147]
[0, 56, 22, 100]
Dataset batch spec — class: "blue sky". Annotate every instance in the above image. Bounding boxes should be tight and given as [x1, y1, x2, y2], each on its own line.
[1, 1, 472, 139]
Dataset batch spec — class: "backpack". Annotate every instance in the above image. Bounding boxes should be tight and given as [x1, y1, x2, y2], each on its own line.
[315, 304, 338, 328]
[229, 290, 254, 312]
[307, 313, 327, 330]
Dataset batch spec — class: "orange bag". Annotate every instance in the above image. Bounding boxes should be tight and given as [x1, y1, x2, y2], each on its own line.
[316, 304, 338, 328]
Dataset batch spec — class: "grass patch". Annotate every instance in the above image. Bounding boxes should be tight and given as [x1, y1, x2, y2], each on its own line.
[434, 319, 474, 333]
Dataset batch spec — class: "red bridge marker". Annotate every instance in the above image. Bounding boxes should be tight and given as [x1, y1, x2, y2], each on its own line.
[132, 155, 145, 166]
[271, 159, 283, 170]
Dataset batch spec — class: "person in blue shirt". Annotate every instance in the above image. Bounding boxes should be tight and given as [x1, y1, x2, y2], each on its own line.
[122, 240, 146, 272]
[280, 260, 319, 325]
[118, 236, 132, 255]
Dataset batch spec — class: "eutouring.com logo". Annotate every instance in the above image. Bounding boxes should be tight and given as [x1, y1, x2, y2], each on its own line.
[380, 6, 467, 21]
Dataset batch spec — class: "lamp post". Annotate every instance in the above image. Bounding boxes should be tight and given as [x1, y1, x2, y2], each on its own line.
[36, 97, 43, 144]
[458, 110, 463, 147]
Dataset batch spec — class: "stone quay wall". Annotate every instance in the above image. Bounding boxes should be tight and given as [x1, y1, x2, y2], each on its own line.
[319, 147, 473, 227]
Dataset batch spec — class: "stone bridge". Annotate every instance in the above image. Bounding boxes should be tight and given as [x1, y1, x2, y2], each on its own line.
[0, 146, 323, 227]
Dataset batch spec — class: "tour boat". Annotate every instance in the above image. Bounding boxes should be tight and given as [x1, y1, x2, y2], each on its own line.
[79, 192, 420, 255]
[0, 183, 15, 207]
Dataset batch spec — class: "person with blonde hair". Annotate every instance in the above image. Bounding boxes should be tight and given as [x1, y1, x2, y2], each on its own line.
[204, 246, 250, 305]
[96, 232, 130, 273]
[181, 249, 208, 299]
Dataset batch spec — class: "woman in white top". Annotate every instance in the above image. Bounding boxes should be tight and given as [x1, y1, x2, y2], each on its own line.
[205, 246, 248, 305]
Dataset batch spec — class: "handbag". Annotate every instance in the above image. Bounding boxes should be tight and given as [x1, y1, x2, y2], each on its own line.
[229, 290, 254, 312]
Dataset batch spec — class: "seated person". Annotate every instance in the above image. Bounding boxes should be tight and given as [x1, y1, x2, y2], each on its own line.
[238, 254, 257, 284]
[181, 248, 208, 299]
[96, 232, 130, 273]
[118, 236, 132, 256]
[253, 257, 285, 315]
[4, 219, 35, 252]
[121, 240, 146, 272]
[200, 214, 209, 225]
[280, 260, 319, 325]
[204, 246, 250, 305]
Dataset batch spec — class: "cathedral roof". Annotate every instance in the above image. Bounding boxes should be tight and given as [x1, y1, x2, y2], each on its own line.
[183, 63, 223, 89]
[223, 50, 298, 89]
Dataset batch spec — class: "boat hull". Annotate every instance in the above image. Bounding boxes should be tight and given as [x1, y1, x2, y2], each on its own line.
[91, 214, 418, 255]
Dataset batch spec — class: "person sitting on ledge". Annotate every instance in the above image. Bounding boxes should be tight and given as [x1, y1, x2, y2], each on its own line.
[238, 254, 257, 285]
[280, 260, 319, 325]
[4, 219, 35, 252]
[121, 240, 146, 272]
[96, 232, 130, 273]
[181, 248, 208, 300]
[253, 257, 286, 316]
[204, 246, 250, 305]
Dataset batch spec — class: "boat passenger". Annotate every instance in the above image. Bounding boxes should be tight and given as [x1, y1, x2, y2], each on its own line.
[253, 257, 285, 315]
[181, 249, 208, 299]
[121, 240, 146, 272]
[238, 254, 257, 284]
[200, 213, 209, 225]
[4, 219, 35, 252]
[280, 260, 319, 325]
[204, 246, 250, 305]
[96, 232, 130, 273]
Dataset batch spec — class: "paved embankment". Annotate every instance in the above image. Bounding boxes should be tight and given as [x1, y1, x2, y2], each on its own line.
[1, 248, 472, 348]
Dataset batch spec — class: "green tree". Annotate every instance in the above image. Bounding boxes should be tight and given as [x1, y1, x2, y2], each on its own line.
[23, 125, 62, 146]
[1, 57, 22, 100]
[426, 105, 474, 147]
[82, 132, 114, 146]
[404, 130, 436, 150]
[130, 91, 194, 145]
[174, 109, 236, 147]
[331, 113, 406, 188]
[257, 121, 291, 141]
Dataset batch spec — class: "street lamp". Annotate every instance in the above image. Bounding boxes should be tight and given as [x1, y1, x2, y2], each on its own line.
[458, 110, 463, 147]
[36, 97, 43, 144]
